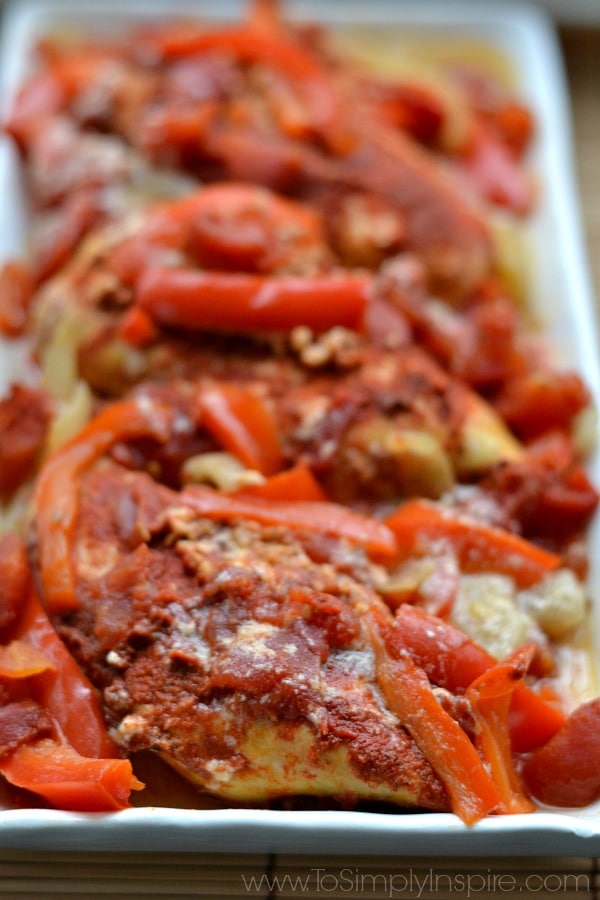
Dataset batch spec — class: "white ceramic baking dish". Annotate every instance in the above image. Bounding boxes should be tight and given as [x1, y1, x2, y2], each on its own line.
[0, 0, 599, 856]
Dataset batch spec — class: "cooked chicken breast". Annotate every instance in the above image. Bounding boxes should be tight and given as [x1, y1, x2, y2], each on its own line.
[54, 460, 448, 810]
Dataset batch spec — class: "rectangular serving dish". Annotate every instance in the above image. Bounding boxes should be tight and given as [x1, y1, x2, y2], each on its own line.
[1, 0, 599, 856]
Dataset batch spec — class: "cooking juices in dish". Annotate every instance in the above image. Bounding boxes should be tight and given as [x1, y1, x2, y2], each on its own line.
[0, 0, 598, 822]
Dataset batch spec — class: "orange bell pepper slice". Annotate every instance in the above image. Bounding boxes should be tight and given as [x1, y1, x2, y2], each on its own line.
[236, 463, 326, 502]
[34, 397, 172, 614]
[12, 589, 119, 760]
[0, 738, 143, 812]
[386, 499, 561, 589]
[197, 381, 283, 476]
[367, 615, 501, 825]
[180, 484, 396, 561]
[0, 534, 119, 760]
[392, 605, 566, 752]
[466, 646, 536, 814]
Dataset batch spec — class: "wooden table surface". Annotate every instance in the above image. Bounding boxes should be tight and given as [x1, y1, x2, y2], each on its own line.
[1, 19, 600, 900]
[562, 27, 600, 309]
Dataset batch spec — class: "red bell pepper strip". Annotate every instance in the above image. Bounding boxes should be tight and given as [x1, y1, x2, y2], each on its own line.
[366, 615, 501, 825]
[197, 381, 283, 476]
[180, 485, 396, 561]
[34, 396, 172, 614]
[521, 698, 600, 808]
[236, 463, 326, 502]
[0, 738, 143, 812]
[392, 605, 566, 752]
[12, 589, 119, 760]
[385, 499, 561, 589]
[466, 647, 536, 814]
[136, 267, 369, 335]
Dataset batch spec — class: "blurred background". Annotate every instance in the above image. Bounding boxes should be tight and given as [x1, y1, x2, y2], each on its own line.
[521, 0, 600, 22]
[559, 17, 600, 307]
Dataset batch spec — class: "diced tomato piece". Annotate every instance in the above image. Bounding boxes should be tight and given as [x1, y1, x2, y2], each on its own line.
[0, 701, 52, 757]
[0, 385, 51, 501]
[496, 371, 591, 442]
[522, 698, 600, 807]
[0, 261, 34, 337]
[0, 533, 31, 637]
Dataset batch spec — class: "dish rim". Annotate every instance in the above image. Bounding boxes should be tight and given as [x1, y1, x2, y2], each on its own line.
[0, 0, 599, 855]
